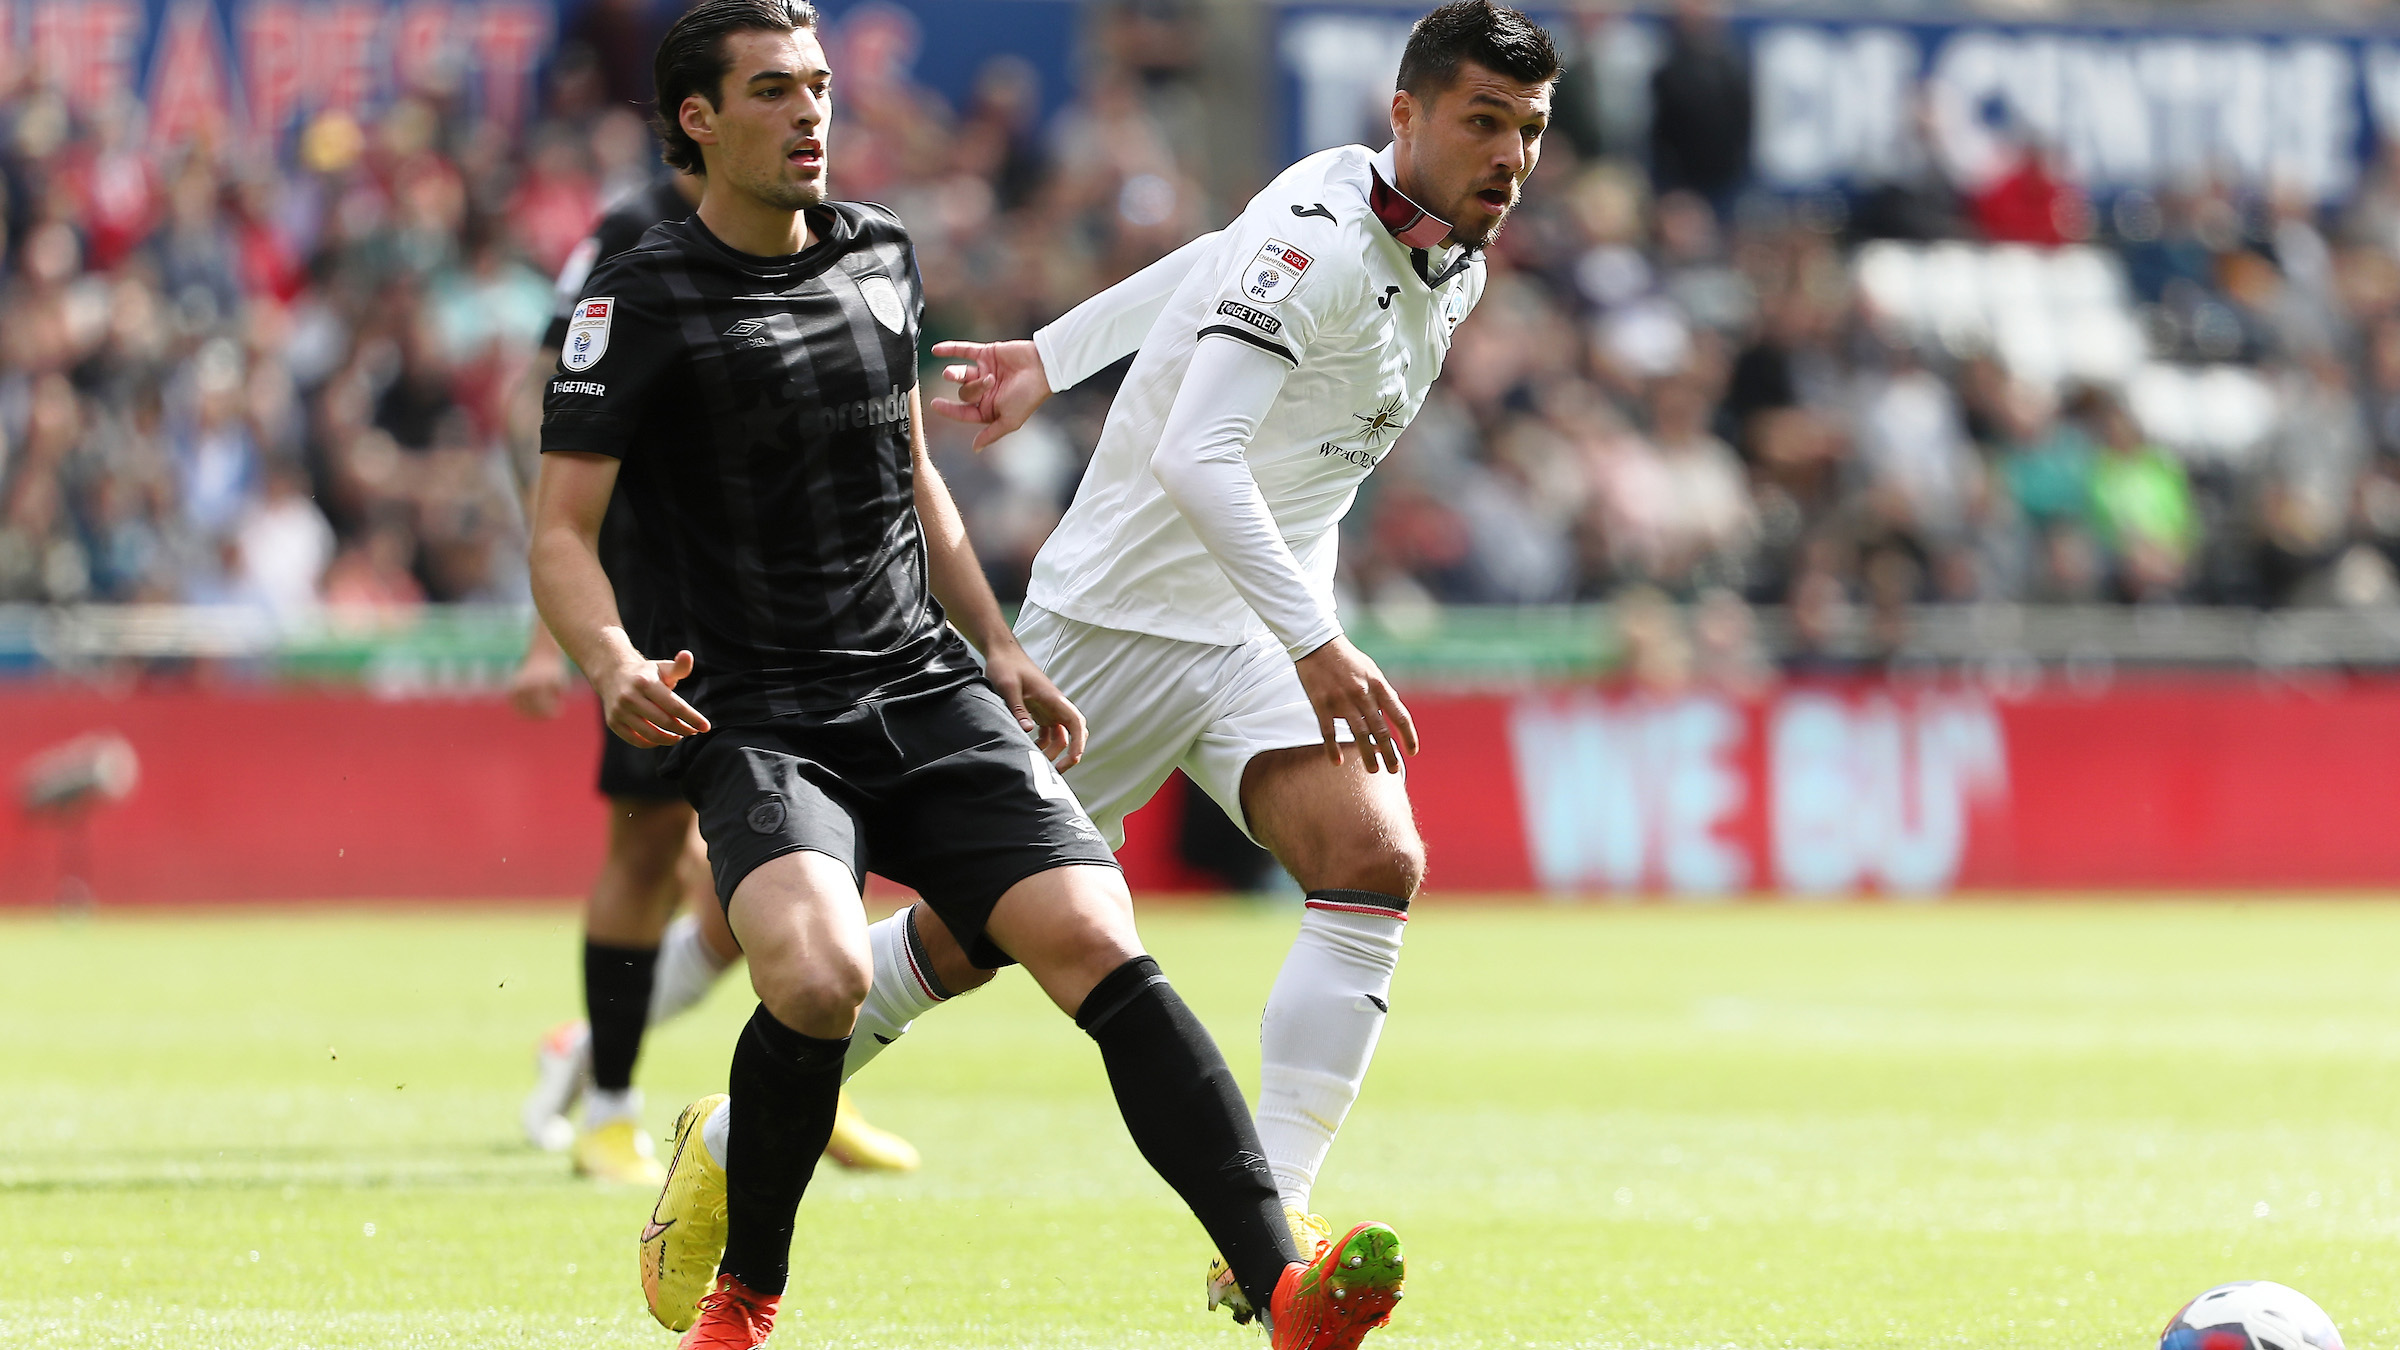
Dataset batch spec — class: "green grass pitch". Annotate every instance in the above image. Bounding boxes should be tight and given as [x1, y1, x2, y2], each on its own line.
[5, 900, 2398, 1349]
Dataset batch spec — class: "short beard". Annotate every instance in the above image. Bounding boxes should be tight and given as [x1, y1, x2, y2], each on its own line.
[1451, 207, 1511, 251]
[735, 165, 828, 213]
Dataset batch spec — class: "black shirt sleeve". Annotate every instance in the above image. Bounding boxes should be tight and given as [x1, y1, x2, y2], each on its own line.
[540, 258, 681, 462]
[541, 182, 693, 352]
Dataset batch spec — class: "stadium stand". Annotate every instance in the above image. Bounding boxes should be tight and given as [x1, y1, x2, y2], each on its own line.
[8, 0, 2400, 666]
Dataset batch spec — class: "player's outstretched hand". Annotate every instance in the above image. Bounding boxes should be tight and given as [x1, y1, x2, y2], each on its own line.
[983, 640, 1087, 770]
[929, 339, 1052, 451]
[1295, 636, 1419, 775]
[599, 649, 711, 748]
[508, 645, 570, 720]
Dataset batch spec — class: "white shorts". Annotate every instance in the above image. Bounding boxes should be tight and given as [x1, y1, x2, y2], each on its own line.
[1015, 603, 1351, 849]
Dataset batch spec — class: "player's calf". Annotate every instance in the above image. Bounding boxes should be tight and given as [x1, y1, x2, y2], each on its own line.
[983, 864, 1302, 1311]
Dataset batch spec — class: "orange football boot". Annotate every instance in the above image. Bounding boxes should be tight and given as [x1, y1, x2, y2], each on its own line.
[677, 1273, 778, 1350]
[1268, 1220, 1404, 1350]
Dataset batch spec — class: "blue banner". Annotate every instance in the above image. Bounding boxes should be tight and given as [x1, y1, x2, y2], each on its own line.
[1278, 6, 2400, 203]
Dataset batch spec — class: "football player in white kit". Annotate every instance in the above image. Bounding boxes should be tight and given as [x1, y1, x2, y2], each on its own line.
[916, 0, 1560, 1322]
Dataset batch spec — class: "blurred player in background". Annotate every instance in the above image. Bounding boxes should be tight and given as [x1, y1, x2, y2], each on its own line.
[930, 0, 1556, 1321]
[511, 165, 918, 1184]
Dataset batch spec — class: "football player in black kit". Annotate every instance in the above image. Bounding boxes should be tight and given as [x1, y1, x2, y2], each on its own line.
[527, 3, 1403, 1348]
[509, 168, 921, 1184]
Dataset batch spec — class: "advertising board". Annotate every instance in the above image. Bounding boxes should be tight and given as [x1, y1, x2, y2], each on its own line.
[8, 679, 2399, 904]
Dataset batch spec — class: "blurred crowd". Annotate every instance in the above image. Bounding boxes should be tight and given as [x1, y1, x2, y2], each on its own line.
[10, 0, 2400, 632]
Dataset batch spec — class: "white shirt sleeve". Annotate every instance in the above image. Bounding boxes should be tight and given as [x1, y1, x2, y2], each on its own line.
[1148, 333, 1344, 659]
[1032, 230, 1221, 392]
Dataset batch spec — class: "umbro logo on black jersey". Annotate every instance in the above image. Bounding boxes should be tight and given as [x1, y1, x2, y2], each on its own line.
[1215, 300, 1282, 336]
[1290, 203, 1334, 222]
[724, 318, 770, 338]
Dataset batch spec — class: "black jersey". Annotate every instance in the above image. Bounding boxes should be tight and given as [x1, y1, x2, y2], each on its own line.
[539, 203, 979, 728]
[545, 177, 694, 657]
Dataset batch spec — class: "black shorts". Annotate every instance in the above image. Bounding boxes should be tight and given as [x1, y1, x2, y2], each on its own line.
[681, 680, 1118, 969]
[597, 704, 684, 802]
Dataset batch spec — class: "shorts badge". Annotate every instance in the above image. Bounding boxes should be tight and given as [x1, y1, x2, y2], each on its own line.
[562, 296, 613, 371]
[746, 796, 788, 835]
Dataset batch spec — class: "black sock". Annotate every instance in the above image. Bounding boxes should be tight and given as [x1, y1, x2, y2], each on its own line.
[583, 940, 659, 1093]
[1307, 887, 1411, 916]
[1078, 956, 1298, 1312]
[718, 1004, 848, 1297]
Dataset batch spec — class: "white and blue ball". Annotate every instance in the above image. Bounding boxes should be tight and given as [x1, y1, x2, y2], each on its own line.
[2160, 1281, 2344, 1350]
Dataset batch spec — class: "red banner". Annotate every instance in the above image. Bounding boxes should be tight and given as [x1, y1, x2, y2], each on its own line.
[6, 679, 2400, 906]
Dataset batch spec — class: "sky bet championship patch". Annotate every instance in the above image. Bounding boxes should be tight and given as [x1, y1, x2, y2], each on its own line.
[561, 297, 613, 371]
[1243, 239, 1312, 304]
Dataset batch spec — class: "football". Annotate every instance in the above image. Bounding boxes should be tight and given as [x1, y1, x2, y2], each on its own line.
[2160, 1282, 2345, 1350]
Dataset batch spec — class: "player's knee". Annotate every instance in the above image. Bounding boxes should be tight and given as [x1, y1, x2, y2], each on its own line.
[754, 949, 871, 1040]
[1324, 834, 1424, 899]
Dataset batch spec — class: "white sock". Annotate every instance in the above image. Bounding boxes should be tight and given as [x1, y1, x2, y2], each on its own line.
[1254, 893, 1407, 1214]
[842, 906, 958, 1082]
[703, 1097, 730, 1161]
[584, 1085, 642, 1128]
[648, 914, 733, 1026]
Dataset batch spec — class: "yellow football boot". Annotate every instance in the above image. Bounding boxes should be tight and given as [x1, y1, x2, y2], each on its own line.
[572, 1116, 665, 1187]
[640, 1094, 730, 1332]
[1207, 1205, 1332, 1323]
[823, 1089, 920, 1172]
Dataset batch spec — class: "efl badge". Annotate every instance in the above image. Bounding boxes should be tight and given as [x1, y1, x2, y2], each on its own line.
[562, 297, 614, 371]
[1242, 239, 1312, 304]
[858, 274, 907, 333]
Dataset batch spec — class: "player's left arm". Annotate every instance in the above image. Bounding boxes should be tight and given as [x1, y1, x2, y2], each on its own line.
[930, 229, 1223, 450]
[908, 387, 1087, 768]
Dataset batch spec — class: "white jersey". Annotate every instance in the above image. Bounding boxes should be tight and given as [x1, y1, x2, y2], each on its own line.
[1027, 143, 1485, 656]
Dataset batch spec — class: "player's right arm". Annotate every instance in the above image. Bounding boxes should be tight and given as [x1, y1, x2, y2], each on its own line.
[930, 229, 1221, 449]
[529, 451, 706, 748]
[1144, 214, 1417, 771]
[532, 262, 703, 747]
[1148, 332, 1417, 774]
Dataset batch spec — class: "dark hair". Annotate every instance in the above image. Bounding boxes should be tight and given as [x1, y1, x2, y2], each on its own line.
[652, 0, 819, 173]
[1395, 1, 1559, 102]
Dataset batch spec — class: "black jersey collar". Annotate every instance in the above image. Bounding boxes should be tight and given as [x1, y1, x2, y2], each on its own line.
[684, 204, 854, 283]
